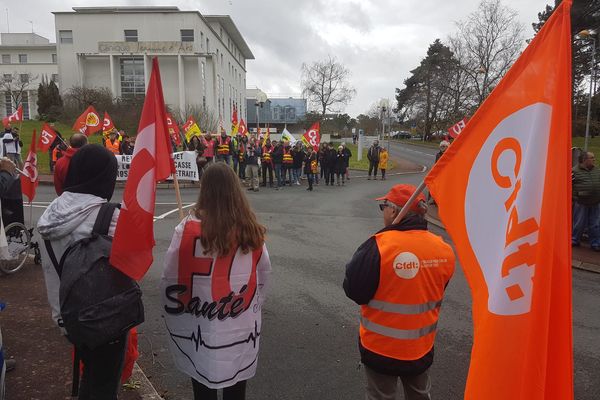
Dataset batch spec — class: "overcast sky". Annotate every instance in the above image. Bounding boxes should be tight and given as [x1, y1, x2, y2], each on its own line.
[1, 0, 552, 117]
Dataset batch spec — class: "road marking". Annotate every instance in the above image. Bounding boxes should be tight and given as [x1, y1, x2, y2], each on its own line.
[153, 203, 195, 221]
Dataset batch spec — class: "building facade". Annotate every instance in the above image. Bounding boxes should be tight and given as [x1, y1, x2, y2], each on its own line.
[0, 33, 58, 119]
[246, 89, 307, 134]
[54, 6, 253, 132]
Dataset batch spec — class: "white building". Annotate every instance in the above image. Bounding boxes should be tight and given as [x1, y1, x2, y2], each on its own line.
[0, 33, 58, 119]
[54, 6, 253, 132]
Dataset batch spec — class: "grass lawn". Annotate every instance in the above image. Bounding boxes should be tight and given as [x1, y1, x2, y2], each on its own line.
[12, 120, 103, 174]
[335, 143, 396, 171]
[572, 136, 600, 157]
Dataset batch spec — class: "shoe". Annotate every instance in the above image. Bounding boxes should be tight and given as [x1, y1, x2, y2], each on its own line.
[306, 187, 311, 191]
[276, 187, 280, 190]
[5, 359, 16, 372]
[247, 187, 254, 191]
[342, 182, 345, 186]
[253, 188, 259, 192]
[367, 177, 371, 180]
[374, 177, 378, 180]
[309, 187, 313, 191]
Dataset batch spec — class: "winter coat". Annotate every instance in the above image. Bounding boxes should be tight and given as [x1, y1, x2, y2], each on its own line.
[37, 192, 120, 326]
[272, 145, 284, 164]
[367, 145, 381, 162]
[161, 215, 271, 389]
[572, 164, 600, 206]
[304, 153, 317, 174]
[53, 148, 78, 195]
[324, 149, 337, 169]
[292, 149, 305, 169]
[244, 143, 262, 165]
[335, 151, 347, 173]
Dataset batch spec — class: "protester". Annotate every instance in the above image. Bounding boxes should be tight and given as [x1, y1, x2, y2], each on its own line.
[272, 140, 284, 190]
[105, 130, 121, 155]
[216, 129, 233, 164]
[1, 128, 22, 167]
[282, 142, 294, 186]
[436, 140, 449, 163]
[188, 135, 202, 152]
[324, 143, 337, 186]
[161, 162, 271, 400]
[304, 146, 318, 191]
[232, 134, 241, 175]
[238, 135, 248, 180]
[245, 137, 262, 192]
[0, 155, 23, 227]
[49, 130, 65, 173]
[335, 145, 347, 186]
[318, 143, 327, 184]
[261, 138, 274, 188]
[292, 142, 304, 185]
[120, 134, 134, 156]
[379, 147, 389, 181]
[201, 132, 215, 163]
[53, 133, 88, 195]
[342, 142, 352, 181]
[343, 184, 455, 400]
[38, 144, 131, 399]
[367, 140, 381, 180]
[572, 151, 600, 251]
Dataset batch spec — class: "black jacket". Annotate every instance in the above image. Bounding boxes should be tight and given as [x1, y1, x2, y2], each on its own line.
[367, 146, 380, 162]
[292, 149, 305, 168]
[343, 215, 436, 376]
[335, 151, 347, 172]
[272, 145, 284, 164]
[304, 153, 317, 174]
[324, 149, 337, 169]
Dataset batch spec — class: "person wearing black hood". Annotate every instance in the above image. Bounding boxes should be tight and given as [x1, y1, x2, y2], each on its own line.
[38, 144, 128, 400]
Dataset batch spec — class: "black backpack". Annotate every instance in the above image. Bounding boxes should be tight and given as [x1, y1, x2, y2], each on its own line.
[45, 203, 144, 349]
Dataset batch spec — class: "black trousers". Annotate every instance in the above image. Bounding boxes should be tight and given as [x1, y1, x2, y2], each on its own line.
[262, 163, 273, 186]
[307, 172, 314, 189]
[192, 379, 247, 400]
[78, 333, 128, 400]
[324, 167, 335, 185]
[368, 161, 379, 177]
[238, 161, 246, 179]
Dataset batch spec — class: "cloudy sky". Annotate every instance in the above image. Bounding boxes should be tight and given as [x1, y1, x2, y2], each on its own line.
[2, 0, 552, 116]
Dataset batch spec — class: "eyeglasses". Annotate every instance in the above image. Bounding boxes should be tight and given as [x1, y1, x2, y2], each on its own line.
[379, 203, 393, 211]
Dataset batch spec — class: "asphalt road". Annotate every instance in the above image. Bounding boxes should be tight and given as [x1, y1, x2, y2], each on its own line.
[26, 140, 599, 400]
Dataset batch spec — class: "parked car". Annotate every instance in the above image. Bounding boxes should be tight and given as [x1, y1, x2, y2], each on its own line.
[410, 135, 423, 140]
[391, 131, 411, 139]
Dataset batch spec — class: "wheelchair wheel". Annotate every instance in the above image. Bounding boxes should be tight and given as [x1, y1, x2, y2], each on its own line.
[0, 222, 31, 274]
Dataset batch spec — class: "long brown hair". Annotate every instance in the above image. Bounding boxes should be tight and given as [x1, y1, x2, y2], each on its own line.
[195, 162, 266, 256]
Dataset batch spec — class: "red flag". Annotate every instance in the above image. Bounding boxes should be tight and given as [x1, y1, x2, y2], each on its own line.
[166, 113, 181, 146]
[103, 112, 115, 134]
[447, 117, 469, 138]
[21, 129, 39, 202]
[110, 57, 175, 281]
[425, 2, 573, 399]
[2, 105, 23, 127]
[238, 118, 248, 137]
[72, 106, 102, 136]
[231, 105, 238, 125]
[37, 123, 57, 153]
[182, 116, 196, 133]
[302, 122, 321, 151]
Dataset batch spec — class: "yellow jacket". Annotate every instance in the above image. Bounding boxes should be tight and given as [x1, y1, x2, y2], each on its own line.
[378, 151, 388, 169]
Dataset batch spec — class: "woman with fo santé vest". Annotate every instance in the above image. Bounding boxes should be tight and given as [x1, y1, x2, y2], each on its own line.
[161, 162, 272, 400]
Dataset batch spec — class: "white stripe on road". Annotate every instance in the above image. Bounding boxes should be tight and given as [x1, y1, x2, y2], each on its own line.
[153, 203, 195, 221]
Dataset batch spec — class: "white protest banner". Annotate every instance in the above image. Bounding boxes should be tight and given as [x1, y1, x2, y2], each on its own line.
[116, 151, 199, 181]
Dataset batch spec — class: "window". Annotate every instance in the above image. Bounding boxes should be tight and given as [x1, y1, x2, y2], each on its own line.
[4, 93, 12, 116]
[120, 57, 145, 97]
[19, 74, 29, 83]
[220, 27, 223, 38]
[201, 61, 206, 108]
[21, 92, 29, 120]
[1, 54, 10, 64]
[52, 53, 57, 63]
[273, 106, 282, 121]
[221, 53, 223, 66]
[18, 54, 27, 64]
[59, 30, 73, 44]
[51, 74, 59, 82]
[206, 38, 210, 52]
[124, 30, 138, 42]
[200, 32, 204, 49]
[181, 29, 194, 42]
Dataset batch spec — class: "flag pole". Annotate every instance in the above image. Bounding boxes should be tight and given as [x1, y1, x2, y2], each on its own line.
[392, 180, 427, 225]
[172, 173, 185, 220]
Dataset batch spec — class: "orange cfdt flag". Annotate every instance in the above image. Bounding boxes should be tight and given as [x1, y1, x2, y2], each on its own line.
[425, 2, 573, 399]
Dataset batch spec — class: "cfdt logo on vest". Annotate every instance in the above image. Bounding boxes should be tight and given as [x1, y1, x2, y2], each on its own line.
[393, 252, 420, 279]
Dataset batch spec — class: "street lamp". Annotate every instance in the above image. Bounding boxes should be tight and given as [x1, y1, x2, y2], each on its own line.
[578, 29, 597, 152]
[255, 89, 267, 137]
[379, 98, 391, 150]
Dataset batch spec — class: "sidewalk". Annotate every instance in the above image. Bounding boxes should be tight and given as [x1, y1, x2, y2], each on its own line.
[0, 262, 162, 399]
[426, 205, 600, 274]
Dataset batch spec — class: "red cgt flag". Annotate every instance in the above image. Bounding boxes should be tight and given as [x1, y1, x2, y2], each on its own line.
[182, 116, 196, 133]
[103, 112, 115, 134]
[425, 2, 573, 399]
[73, 106, 102, 136]
[301, 122, 321, 151]
[166, 113, 181, 146]
[110, 58, 175, 281]
[21, 129, 39, 202]
[238, 118, 248, 137]
[37, 123, 57, 153]
[2, 104, 23, 127]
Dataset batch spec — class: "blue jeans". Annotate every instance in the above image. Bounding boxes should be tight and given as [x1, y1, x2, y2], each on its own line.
[572, 201, 600, 247]
[274, 164, 283, 187]
[293, 168, 301, 184]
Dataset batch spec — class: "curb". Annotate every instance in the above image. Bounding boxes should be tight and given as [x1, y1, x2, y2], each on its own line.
[131, 363, 163, 399]
[425, 215, 600, 274]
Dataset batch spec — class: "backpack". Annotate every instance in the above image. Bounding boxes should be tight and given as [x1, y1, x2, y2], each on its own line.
[44, 203, 144, 349]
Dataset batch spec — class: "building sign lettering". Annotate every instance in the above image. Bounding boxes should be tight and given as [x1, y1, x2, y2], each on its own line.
[98, 41, 194, 54]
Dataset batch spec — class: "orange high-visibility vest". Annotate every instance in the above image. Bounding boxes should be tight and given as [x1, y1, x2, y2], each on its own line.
[262, 146, 272, 163]
[360, 230, 455, 361]
[52, 147, 60, 162]
[282, 149, 293, 165]
[105, 139, 120, 155]
[217, 136, 231, 156]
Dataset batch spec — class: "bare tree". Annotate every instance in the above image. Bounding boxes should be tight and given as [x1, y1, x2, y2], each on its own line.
[0, 72, 38, 110]
[454, 0, 525, 105]
[301, 56, 356, 117]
